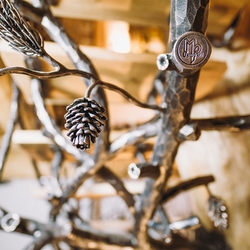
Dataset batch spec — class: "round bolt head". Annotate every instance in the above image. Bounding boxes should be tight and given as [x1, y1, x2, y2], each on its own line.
[156, 53, 170, 71]
[173, 31, 212, 72]
[1, 213, 20, 232]
[128, 162, 141, 179]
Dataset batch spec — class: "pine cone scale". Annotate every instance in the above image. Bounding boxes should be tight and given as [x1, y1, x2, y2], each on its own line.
[64, 97, 107, 150]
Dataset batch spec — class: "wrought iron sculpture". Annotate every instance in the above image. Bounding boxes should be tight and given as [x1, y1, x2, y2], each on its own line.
[0, 0, 247, 249]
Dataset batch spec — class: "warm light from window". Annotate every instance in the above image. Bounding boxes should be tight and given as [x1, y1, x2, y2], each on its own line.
[106, 21, 131, 53]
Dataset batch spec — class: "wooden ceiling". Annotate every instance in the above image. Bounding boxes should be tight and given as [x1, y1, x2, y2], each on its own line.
[3, 0, 249, 105]
[21, 1, 250, 51]
[25, 0, 249, 31]
[46, 0, 250, 38]
[208, 0, 250, 37]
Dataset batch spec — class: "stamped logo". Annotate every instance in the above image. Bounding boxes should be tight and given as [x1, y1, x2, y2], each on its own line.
[173, 31, 211, 70]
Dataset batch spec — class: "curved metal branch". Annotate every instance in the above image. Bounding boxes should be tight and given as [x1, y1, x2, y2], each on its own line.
[0, 81, 19, 181]
[0, 63, 95, 82]
[86, 80, 167, 112]
[97, 166, 135, 210]
[50, 114, 160, 218]
[13, 0, 111, 156]
[109, 114, 160, 154]
[191, 114, 250, 131]
[27, 58, 91, 163]
[161, 175, 215, 203]
[135, 0, 211, 249]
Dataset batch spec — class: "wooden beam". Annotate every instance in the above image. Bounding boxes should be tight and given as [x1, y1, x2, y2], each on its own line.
[50, 0, 169, 28]
[208, 0, 250, 37]
[24, 0, 169, 28]
[0, 41, 159, 104]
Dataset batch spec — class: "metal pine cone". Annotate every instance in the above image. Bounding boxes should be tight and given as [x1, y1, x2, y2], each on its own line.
[64, 97, 107, 150]
[207, 195, 228, 231]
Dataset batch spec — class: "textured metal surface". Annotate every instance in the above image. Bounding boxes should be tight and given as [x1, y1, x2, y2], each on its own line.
[207, 195, 228, 231]
[170, 0, 209, 44]
[65, 97, 107, 150]
[157, 31, 212, 74]
[14, 0, 111, 162]
[135, 0, 211, 249]
[172, 31, 211, 72]
[0, 82, 19, 181]
[26, 57, 89, 163]
[0, 0, 236, 249]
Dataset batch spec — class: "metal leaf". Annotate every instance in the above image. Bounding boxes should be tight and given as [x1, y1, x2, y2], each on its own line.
[0, 0, 44, 57]
[207, 195, 228, 231]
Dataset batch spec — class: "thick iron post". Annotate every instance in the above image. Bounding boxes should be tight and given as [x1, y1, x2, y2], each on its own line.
[135, 0, 211, 249]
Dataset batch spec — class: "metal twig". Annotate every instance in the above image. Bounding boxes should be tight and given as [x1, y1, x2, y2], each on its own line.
[0, 81, 19, 181]
[191, 114, 250, 131]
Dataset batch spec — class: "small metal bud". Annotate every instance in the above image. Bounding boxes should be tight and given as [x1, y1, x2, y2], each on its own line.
[207, 195, 228, 231]
[128, 163, 160, 179]
[178, 123, 201, 141]
[1, 213, 20, 232]
[156, 54, 170, 71]
[128, 163, 141, 179]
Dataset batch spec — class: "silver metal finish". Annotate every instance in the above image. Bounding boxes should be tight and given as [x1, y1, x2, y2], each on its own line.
[0, 0, 244, 249]
[135, 1, 211, 249]
[0, 81, 19, 180]
[169, 216, 200, 231]
[1, 212, 20, 232]
[156, 53, 170, 71]
[207, 195, 229, 231]
[172, 31, 212, 73]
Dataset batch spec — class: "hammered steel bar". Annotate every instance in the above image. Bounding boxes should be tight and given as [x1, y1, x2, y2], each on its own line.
[134, 0, 211, 249]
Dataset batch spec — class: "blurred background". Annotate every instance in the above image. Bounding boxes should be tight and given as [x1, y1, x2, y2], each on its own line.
[0, 0, 250, 249]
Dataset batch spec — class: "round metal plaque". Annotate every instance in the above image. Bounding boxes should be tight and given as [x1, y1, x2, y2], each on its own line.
[173, 31, 212, 70]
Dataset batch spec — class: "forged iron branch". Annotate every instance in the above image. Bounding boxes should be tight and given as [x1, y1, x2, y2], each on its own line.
[26, 55, 136, 218]
[134, 0, 212, 249]
[0, 174, 216, 249]
[0, 81, 19, 180]
[0, 0, 165, 149]
[0, 206, 136, 249]
[14, 0, 111, 159]
[0, 0, 233, 249]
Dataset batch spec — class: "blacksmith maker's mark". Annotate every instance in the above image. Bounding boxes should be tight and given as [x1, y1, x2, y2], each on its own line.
[173, 31, 212, 70]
